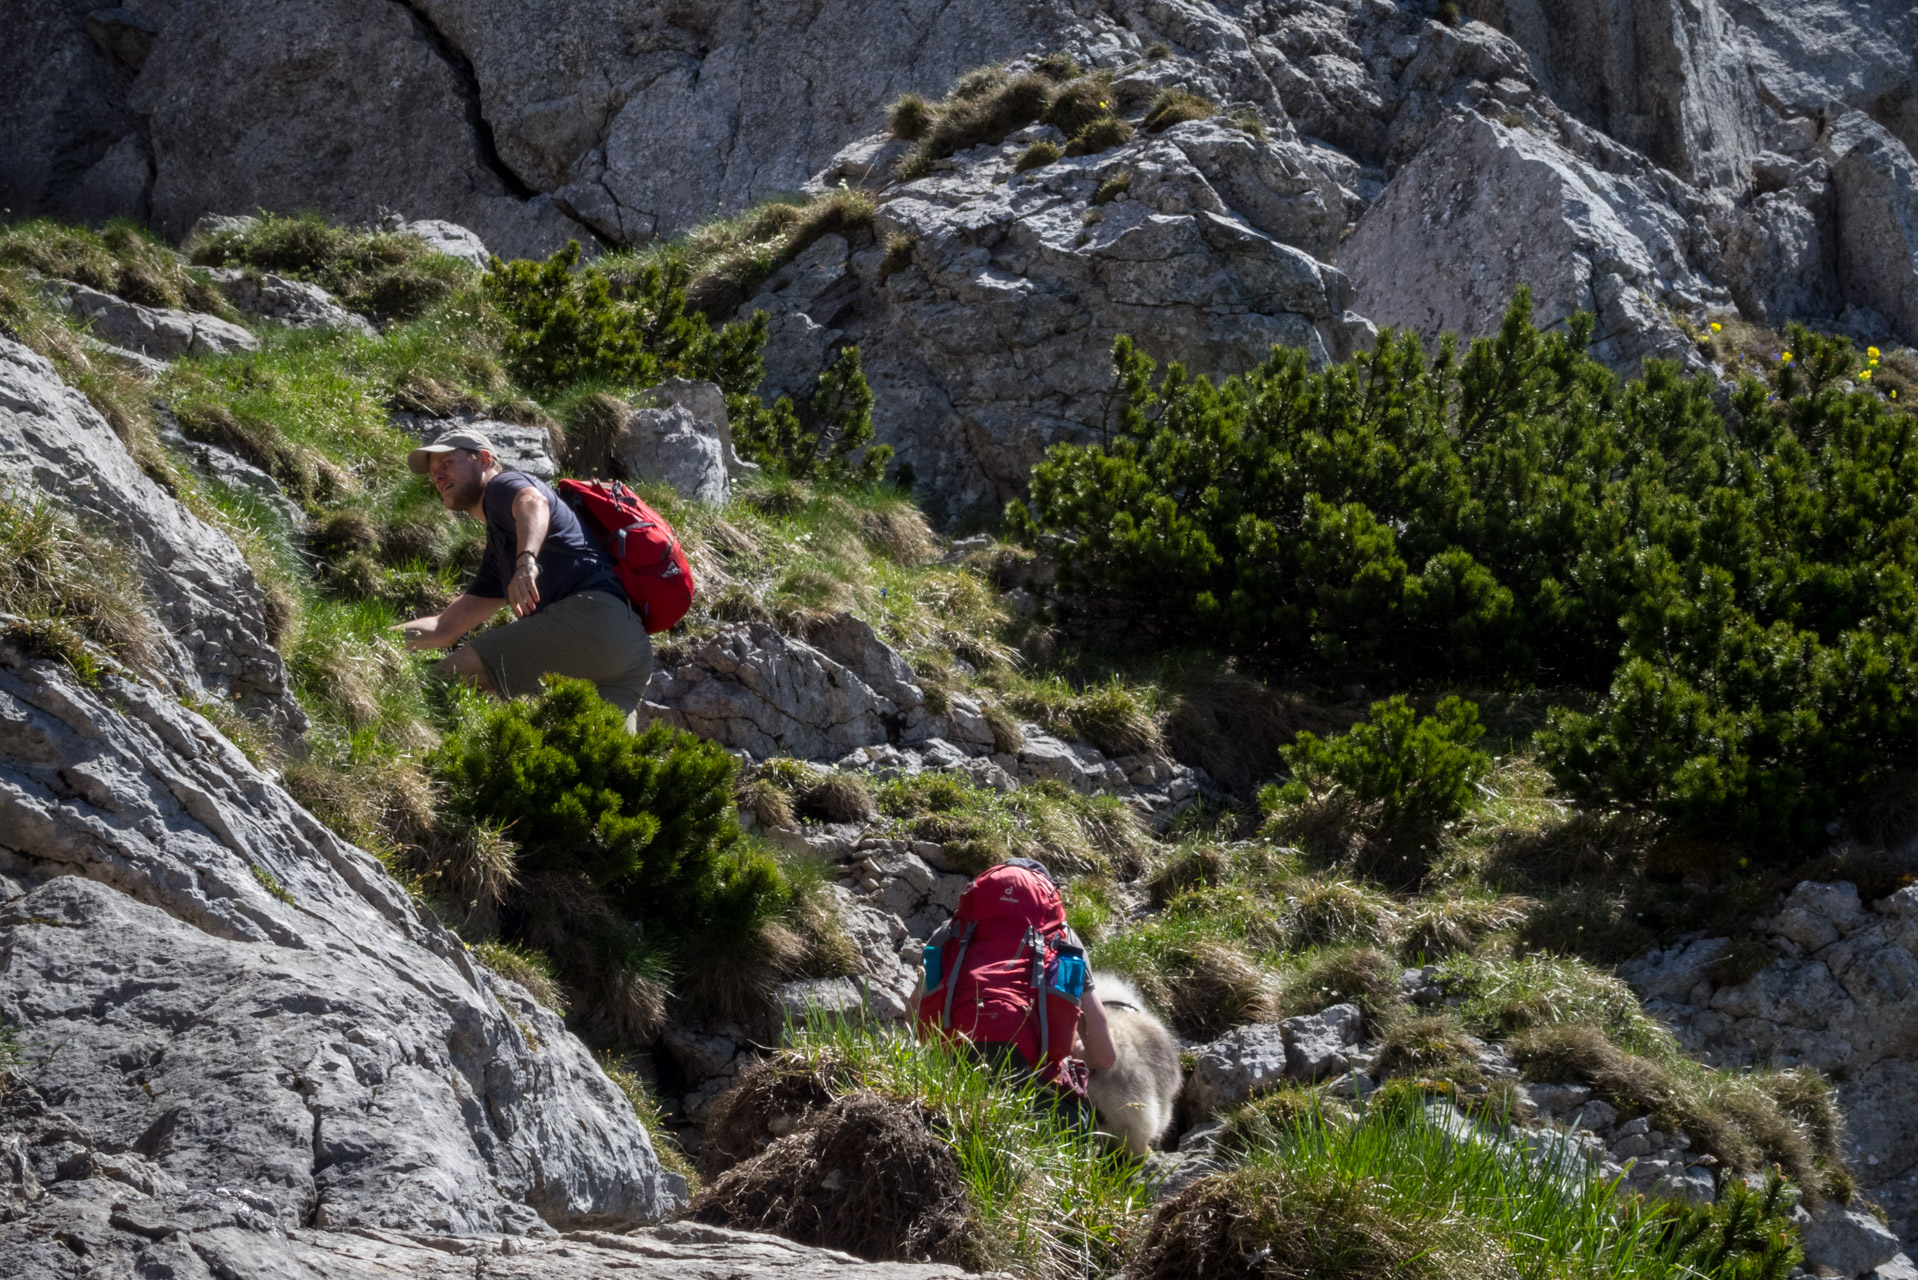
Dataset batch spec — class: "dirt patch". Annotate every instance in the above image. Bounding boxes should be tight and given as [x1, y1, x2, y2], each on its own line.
[687, 1090, 972, 1263]
[701, 1058, 834, 1178]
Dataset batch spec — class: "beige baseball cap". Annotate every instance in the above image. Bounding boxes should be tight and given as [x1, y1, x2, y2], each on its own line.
[407, 427, 495, 475]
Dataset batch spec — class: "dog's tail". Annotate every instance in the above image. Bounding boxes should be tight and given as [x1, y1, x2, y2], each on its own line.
[1092, 970, 1154, 1014]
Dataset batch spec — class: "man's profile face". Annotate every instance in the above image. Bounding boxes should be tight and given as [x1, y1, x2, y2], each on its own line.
[429, 448, 489, 511]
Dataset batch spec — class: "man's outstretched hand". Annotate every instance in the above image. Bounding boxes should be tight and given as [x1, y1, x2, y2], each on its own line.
[508, 560, 541, 617]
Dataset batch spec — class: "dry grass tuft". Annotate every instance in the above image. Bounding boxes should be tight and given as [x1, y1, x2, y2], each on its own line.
[798, 772, 878, 824]
[1398, 894, 1532, 961]
[1371, 1012, 1477, 1081]
[1065, 117, 1136, 156]
[1014, 140, 1063, 173]
[1279, 945, 1401, 1028]
[1141, 89, 1217, 133]
[1139, 939, 1274, 1040]
[475, 939, 566, 1013]
[1147, 846, 1227, 908]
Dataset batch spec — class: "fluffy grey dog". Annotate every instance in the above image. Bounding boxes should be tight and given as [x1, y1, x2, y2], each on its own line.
[1085, 972, 1184, 1155]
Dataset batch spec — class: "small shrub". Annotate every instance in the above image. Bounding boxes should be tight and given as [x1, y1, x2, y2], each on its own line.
[733, 346, 891, 484]
[1014, 140, 1063, 173]
[1065, 117, 1135, 156]
[1091, 169, 1132, 204]
[1141, 88, 1216, 133]
[1274, 696, 1490, 833]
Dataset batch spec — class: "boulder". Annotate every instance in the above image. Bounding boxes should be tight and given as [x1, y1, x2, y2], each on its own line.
[0, 336, 302, 730]
[63, 283, 260, 360]
[1339, 111, 1718, 374]
[1280, 1003, 1362, 1083]
[1823, 112, 1918, 343]
[0, 647, 680, 1251]
[204, 266, 378, 336]
[1188, 1023, 1292, 1114]
[1802, 1201, 1905, 1279]
[400, 417, 559, 481]
[616, 403, 730, 505]
[639, 378, 759, 480]
[393, 217, 494, 269]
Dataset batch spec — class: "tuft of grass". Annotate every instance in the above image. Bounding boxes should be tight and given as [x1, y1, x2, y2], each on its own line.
[1442, 951, 1671, 1055]
[0, 493, 158, 675]
[476, 939, 568, 1014]
[888, 93, 937, 140]
[597, 1050, 700, 1192]
[0, 218, 229, 314]
[1278, 945, 1401, 1028]
[783, 1016, 1154, 1280]
[188, 212, 472, 321]
[1398, 893, 1531, 961]
[1091, 170, 1132, 206]
[250, 863, 296, 904]
[1140, 89, 1217, 133]
[1281, 876, 1402, 951]
[1137, 1090, 1804, 1280]
[1014, 140, 1064, 173]
[1371, 1012, 1478, 1082]
[1042, 72, 1116, 136]
[1065, 117, 1136, 157]
[798, 772, 878, 824]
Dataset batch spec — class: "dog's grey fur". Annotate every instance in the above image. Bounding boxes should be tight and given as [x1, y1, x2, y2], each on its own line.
[1085, 972, 1184, 1155]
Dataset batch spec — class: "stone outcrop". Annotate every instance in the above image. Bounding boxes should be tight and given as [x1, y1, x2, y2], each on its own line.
[616, 403, 731, 506]
[0, 337, 302, 730]
[0, 645, 681, 1266]
[1339, 111, 1719, 372]
[1621, 881, 1918, 1241]
[753, 114, 1367, 522]
[204, 267, 379, 336]
[62, 283, 261, 361]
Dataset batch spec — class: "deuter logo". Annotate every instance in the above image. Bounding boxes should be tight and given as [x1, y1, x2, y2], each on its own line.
[1001, 885, 1022, 902]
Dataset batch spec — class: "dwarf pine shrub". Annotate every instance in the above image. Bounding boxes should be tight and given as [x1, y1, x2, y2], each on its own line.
[1270, 696, 1489, 831]
[1013, 295, 1918, 848]
[433, 677, 766, 933]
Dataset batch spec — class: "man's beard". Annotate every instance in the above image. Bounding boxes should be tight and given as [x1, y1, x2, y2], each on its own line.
[443, 473, 485, 509]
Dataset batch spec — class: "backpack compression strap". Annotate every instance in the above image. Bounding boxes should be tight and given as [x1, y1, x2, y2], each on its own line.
[939, 920, 977, 1031]
[1028, 926, 1049, 1074]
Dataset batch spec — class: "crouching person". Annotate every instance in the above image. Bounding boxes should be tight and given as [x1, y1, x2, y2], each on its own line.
[916, 858, 1116, 1130]
[395, 428, 654, 724]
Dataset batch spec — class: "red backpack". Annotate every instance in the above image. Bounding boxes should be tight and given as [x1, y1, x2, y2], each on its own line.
[556, 479, 695, 634]
[916, 859, 1090, 1096]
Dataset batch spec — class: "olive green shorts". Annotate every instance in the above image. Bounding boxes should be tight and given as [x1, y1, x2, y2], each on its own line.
[465, 590, 654, 720]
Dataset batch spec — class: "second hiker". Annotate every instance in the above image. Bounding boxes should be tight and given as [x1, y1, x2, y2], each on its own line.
[396, 427, 655, 723]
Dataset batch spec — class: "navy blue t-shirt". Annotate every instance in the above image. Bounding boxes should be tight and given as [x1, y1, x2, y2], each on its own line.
[467, 471, 625, 611]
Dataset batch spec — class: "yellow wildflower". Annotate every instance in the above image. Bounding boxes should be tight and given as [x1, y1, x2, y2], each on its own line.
[1781, 351, 1793, 362]
[1869, 346, 1881, 358]
[1709, 322, 1722, 332]
[1861, 369, 1873, 380]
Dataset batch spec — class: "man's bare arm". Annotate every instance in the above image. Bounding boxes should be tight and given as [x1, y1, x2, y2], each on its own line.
[397, 593, 507, 650]
[507, 486, 550, 618]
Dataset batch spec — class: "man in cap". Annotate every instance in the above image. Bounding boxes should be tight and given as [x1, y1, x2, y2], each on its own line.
[395, 427, 654, 722]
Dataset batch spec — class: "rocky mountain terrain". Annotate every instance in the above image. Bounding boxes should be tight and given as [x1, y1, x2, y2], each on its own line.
[9, 0, 1915, 520]
[5, 0, 1918, 1277]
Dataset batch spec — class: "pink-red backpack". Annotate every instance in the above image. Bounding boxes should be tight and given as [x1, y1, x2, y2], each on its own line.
[557, 479, 695, 634]
[915, 859, 1090, 1095]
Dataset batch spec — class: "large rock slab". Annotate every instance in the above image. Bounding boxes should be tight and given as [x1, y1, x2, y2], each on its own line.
[1187, 1023, 1292, 1115]
[0, 644, 679, 1245]
[1823, 112, 1918, 342]
[1339, 111, 1719, 373]
[0, 336, 302, 730]
[64, 283, 261, 360]
[206, 267, 379, 336]
[617, 403, 730, 506]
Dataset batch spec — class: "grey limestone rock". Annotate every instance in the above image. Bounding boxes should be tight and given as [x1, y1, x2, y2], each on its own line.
[0, 336, 302, 730]
[1823, 112, 1918, 344]
[638, 377, 759, 481]
[617, 403, 730, 506]
[402, 417, 560, 481]
[394, 216, 495, 269]
[1802, 1201, 1906, 1278]
[1281, 1003, 1363, 1083]
[205, 266, 379, 336]
[63, 283, 261, 361]
[1339, 111, 1718, 375]
[1621, 881, 1918, 1241]
[1188, 1023, 1291, 1114]
[1877, 1254, 1918, 1280]
[0, 646, 680, 1255]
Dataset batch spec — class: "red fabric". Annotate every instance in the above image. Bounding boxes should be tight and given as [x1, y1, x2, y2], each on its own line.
[556, 479, 696, 634]
[916, 864, 1083, 1092]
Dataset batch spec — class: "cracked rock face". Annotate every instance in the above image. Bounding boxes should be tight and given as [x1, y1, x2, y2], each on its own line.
[0, 645, 680, 1267]
[0, 337, 303, 732]
[753, 116, 1364, 524]
[1620, 881, 1918, 1242]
